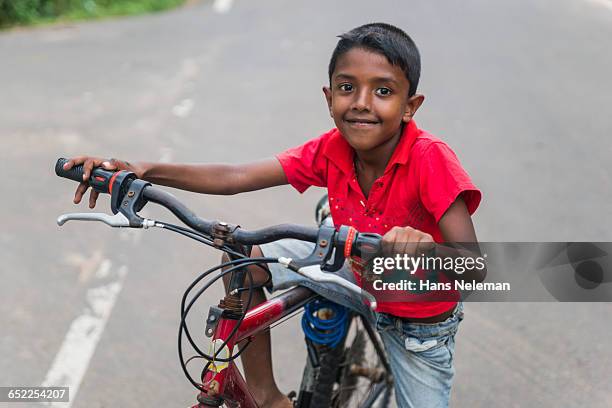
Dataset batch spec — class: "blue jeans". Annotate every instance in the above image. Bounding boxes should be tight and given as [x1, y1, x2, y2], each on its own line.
[260, 239, 464, 408]
[375, 303, 463, 407]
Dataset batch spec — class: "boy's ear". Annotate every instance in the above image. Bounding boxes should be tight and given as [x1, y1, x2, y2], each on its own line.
[322, 86, 333, 118]
[402, 94, 425, 123]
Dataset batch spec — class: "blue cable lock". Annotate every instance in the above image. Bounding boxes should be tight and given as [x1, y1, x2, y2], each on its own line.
[301, 298, 349, 348]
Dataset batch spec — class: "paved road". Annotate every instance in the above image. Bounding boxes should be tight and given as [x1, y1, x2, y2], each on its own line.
[1, 0, 611, 406]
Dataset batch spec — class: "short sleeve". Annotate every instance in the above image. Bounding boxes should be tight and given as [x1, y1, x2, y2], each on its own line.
[418, 142, 482, 222]
[276, 133, 329, 193]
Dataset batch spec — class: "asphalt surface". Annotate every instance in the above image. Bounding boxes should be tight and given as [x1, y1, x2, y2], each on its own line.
[1, 0, 611, 406]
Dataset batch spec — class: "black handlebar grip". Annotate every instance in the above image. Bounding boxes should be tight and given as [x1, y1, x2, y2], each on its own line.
[55, 158, 86, 183]
[353, 232, 383, 260]
[55, 157, 116, 193]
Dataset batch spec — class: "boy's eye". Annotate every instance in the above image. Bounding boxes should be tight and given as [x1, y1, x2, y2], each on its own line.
[338, 83, 353, 92]
[375, 87, 392, 96]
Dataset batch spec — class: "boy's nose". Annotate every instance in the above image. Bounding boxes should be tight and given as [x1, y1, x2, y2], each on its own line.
[351, 89, 372, 111]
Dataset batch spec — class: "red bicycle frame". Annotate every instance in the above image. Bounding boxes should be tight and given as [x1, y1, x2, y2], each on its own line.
[192, 286, 316, 408]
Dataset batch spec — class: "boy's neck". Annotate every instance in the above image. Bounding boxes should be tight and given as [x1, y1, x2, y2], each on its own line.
[353, 126, 403, 178]
[353, 125, 404, 199]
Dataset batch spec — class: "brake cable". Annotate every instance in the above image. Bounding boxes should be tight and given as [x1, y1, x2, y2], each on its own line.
[171, 246, 279, 390]
[142, 217, 278, 389]
[179, 261, 262, 389]
[180, 259, 276, 358]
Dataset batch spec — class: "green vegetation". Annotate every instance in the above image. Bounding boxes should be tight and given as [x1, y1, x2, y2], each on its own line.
[0, 0, 186, 29]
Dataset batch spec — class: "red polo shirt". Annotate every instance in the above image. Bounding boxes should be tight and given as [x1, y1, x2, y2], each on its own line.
[276, 120, 481, 318]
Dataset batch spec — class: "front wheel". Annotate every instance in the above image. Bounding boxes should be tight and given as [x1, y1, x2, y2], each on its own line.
[297, 313, 393, 408]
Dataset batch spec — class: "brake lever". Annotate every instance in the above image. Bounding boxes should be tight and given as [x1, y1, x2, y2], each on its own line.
[57, 212, 156, 228]
[57, 178, 156, 229]
[57, 212, 131, 227]
[289, 226, 342, 271]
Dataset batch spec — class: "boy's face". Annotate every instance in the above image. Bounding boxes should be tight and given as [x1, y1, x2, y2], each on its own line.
[324, 48, 423, 153]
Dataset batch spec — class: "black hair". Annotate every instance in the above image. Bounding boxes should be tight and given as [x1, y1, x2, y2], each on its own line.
[328, 23, 421, 97]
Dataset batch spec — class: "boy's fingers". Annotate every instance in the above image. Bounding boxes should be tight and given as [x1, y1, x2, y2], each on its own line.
[391, 228, 410, 256]
[406, 242, 420, 257]
[101, 160, 116, 170]
[74, 182, 89, 204]
[381, 242, 392, 256]
[382, 227, 432, 257]
[381, 231, 397, 256]
[88, 190, 99, 209]
[82, 158, 95, 181]
[62, 158, 75, 170]
[63, 155, 87, 170]
[416, 235, 435, 256]
[393, 240, 410, 257]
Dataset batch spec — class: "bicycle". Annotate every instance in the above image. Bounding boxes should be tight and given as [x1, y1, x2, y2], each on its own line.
[55, 158, 394, 407]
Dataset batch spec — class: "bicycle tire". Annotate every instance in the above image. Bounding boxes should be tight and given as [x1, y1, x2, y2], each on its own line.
[298, 314, 393, 408]
[332, 316, 392, 408]
[308, 343, 345, 408]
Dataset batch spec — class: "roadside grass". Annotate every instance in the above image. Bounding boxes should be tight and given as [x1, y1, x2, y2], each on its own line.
[0, 0, 188, 30]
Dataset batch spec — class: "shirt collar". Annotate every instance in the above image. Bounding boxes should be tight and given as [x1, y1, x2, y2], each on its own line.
[323, 120, 421, 175]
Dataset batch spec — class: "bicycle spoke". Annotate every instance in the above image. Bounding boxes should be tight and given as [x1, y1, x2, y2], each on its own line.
[332, 318, 393, 408]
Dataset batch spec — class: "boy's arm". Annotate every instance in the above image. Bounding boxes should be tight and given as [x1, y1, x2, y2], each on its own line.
[138, 159, 288, 194]
[381, 195, 486, 282]
[63, 156, 287, 208]
[437, 195, 486, 282]
[437, 195, 477, 243]
[381, 196, 477, 256]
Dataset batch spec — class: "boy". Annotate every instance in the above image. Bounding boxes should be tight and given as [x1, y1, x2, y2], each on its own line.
[64, 23, 481, 407]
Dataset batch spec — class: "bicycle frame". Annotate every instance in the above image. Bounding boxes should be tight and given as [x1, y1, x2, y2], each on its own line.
[193, 286, 317, 408]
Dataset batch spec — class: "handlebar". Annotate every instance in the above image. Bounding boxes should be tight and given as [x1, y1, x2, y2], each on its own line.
[55, 157, 382, 259]
[55, 157, 383, 309]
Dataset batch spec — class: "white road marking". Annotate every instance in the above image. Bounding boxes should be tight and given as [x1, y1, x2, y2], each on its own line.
[280, 39, 293, 50]
[41, 263, 128, 407]
[94, 259, 112, 279]
[213, 0, 234, 14]
[171, 98, 194, 118]
[63, 250, 105, 284]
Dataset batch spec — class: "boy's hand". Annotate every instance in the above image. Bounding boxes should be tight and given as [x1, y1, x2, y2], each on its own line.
[62, 156, 124, 208]
[381, 226, 434, 257]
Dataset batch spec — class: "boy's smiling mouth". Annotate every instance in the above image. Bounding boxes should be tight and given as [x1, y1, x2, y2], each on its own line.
[344, 116, 380, 127]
